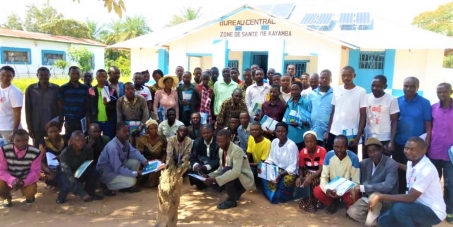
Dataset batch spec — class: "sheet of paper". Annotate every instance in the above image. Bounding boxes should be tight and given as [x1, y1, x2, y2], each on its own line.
[101, 86, 111, 102]
[267, 120, 278, 131]
[80, 117, 87, 133]
[188, 173, 206, 181]
[266, 164, 278, 181]
[46, 152, 59, 167]
[200, 112, 208, 125]
[182, 91, 192, 100]
[260, 115, 273, 131]
[257, 162, 266, 179]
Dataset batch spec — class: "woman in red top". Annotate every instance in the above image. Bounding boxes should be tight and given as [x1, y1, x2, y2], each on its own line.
[295, 131, 327, 212]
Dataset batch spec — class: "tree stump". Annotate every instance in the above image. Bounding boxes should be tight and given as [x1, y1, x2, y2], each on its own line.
[155, 159, 189, 227]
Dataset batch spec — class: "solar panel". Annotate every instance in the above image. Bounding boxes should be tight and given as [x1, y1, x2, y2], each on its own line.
[315, 13, 334, 26]
[356, 12, 371, 25]
[338, 13, 355, 25]
[256, 4, 274, 13]
[300, 13, 318, 25]
[270, 3, 295, 19]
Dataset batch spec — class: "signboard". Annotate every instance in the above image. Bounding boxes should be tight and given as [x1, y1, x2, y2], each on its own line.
[219, 18, 292, 38]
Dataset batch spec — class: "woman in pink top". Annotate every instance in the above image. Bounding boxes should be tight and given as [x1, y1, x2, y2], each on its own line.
[153, 75, 179, 120]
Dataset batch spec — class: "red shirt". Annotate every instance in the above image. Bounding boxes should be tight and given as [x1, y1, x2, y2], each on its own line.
[299, 146, 326, 172]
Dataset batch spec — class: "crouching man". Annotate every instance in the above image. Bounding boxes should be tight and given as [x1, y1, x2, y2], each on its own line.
[0, 129, 42, 207]
[203, 129, 255, 209]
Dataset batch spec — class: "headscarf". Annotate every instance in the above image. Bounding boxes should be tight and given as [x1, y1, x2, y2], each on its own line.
[145, 119, 158, 129]
[303, 130, 318, 140]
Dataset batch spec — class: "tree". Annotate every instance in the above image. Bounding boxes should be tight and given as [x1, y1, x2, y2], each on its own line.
[40, 19, 91, 39]
[73, 0, 126, 17]
[67, 46, 94, 73]
[1, 15, 23, 30]
[105, 55, 131, 77]
[100, 16, 151, 45]
[86, 19, 104, 40]
[24, 1, 63, 32]
[53, 60, 71, 75]
[412, 2, 453, 36]
[167, 7, 202, 27]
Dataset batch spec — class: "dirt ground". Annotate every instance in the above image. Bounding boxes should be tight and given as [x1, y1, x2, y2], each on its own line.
[0, 178, 450, 227]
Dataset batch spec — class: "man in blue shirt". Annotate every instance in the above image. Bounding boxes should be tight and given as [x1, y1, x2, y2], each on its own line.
[308, 69, 333, 146]
[57, 66, 89, 140]
[394, 77, 432, 194]
[237, 111, 251, 152]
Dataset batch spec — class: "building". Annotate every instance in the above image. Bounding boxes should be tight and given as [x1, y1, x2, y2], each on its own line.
[0, 28, 105, 76]
[110, 3, 453, 102]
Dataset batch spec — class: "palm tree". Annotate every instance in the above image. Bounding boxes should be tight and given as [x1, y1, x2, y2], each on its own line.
[100, 15, 151, 45]
[167, 7, 202, 27]
[85, 19, 104, 40]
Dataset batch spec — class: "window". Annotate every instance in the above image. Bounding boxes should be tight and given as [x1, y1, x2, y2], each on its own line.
[0, 47, 31, 64]
[88, 54, 95, 70]
[228, 60, 239, 69]
[42, 50, 65, 65]
[359, 52, 385, 69]
[284, 61, 308, 77]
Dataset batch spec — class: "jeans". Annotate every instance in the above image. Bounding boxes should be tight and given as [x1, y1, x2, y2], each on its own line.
[393, 143, 408, 194]
[60, 165, 99, 198]
[96, 121, 115, 140]
[325, 133, 358, 154]
[430, 159, 453, 213]
[378, 202, 441, 227]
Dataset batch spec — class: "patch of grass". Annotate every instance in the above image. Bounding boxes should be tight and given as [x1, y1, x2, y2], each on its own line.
[13, 75, 132, 92]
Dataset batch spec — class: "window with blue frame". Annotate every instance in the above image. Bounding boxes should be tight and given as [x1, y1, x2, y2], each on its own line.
[0, 47, 32, 64]
[359, 52, 385, 69]
[42, 50, 65, 65]
[284, 60, 308, 78]
[228, 60, 239, 69]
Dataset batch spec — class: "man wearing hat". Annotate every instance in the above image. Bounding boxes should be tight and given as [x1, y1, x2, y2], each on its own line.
[347, 137, 398, 225]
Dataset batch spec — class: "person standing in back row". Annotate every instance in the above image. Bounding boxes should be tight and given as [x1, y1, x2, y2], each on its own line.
[107, 66, 124, 97]
[58, 66, 89, 140]
[325, 66, 366, 154]
[177, 71, 195, 126]
[214, 67, 238, 117]
[245, 68, 270, 119]
[25, 67, 59, 147]
[394, 77, 432, 194]
[0, 66, 23, 141]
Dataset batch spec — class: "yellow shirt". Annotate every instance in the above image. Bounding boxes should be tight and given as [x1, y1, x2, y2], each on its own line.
[246, 136, 271, 164]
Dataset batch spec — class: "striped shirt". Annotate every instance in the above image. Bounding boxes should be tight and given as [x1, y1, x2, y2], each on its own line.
[57, 82, 89, 121]
[320, 150, 360, 193]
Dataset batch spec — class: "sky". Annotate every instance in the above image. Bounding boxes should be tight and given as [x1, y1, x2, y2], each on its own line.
[0, 0, 450, 31]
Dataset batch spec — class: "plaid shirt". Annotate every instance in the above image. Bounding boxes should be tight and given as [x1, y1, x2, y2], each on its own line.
[197, 84, 214, 124]
[216, 97, 248, 130]
[166, 136, 193, 166]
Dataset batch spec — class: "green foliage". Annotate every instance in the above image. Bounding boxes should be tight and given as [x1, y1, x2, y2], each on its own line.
[67, 46, 94, 73]
[86, 19, 104, 40]
[1, 14, 23, 30]
[444, 54, 453, 68]
[167, 7, 202, 27]
[40, 19, 91, 38]
[53, 60, 70, 74]
[412, 2, 453, 36]
[24, 1, 63, 32]
[100, 16, 151, 45]
[73, 0, 126, 18]
[14, 77, 69, 93]
[105, 55, 131, 77]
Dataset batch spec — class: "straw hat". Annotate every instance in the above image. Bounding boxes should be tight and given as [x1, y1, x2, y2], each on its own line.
[158, 75, 179, 89]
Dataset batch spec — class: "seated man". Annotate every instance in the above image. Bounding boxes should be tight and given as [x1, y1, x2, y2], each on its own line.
[166, 125, 192, 167]
[225, 115, 241, 147]
[0, 129, 41, 207]
[347, 138, 398, 224]
[246, 122, 271, 187]
[58, 131, 103, 204]
[189, 124, 219, 190]
[86, 123, 110, 165]
[158, 108, 185, 139]
[372, 137, 446, 227]
[237, 111, 251, 152]
[97, 122, 149, 196]
[203, 129, 255, 210]
[314, 135, 360, 214]
[187, 112, 202, 140]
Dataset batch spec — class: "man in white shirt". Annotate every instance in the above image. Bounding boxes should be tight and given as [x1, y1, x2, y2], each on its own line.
[280, 74, 292, 102]
[365, 75, 399, 158]
[158, 108, 184, 139]
[300, 73, 312, 97]
[371, 137, 446, 227]
[325, 66, 367, 154]
[0, 66, 23, 141]
[245, 68, 270, 118]
[132, 72, 152, 114]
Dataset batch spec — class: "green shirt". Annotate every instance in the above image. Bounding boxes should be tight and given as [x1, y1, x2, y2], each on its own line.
[213, 80, 238, 115]
[97, 87, 108, 122]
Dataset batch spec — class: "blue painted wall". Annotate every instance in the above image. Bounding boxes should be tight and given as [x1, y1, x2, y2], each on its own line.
[242, 51, 251, 73]
[383, 49, 396, 90]
[158, 49, 169, 74]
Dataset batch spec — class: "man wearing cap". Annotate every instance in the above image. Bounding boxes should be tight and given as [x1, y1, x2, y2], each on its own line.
[347, 138, 398, 225]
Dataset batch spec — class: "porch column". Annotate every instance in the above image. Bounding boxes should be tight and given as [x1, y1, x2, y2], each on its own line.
[267, 39, 285, 73]
[212, 39, 229, 70]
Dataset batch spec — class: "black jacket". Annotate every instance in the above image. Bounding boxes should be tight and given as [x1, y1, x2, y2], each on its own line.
[189, 137, 219, 171]
[86, 86, 118, 123]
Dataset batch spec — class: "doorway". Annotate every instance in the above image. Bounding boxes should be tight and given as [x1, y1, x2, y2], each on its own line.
[251, 52, 268, 77]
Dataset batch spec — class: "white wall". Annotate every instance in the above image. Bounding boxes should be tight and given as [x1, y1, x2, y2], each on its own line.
[0, 37, 105, 77]
[130, 48, 158, 77]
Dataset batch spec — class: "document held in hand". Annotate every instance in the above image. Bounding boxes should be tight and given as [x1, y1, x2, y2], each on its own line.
[142, 160, 166, 175]
[74, 160, 93, 178]
[326, 176, 357, 196]
[258, 162, 278, 181]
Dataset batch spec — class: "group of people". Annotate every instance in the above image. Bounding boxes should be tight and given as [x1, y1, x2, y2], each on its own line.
[0, 62, 451, 227]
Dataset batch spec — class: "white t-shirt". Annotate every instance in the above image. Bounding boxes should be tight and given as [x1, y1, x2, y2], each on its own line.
[365, 93, 400, 141]
[406, 156, 446, 221]
[0, 84, 23, 130]
[135, 86, 152, 101]
[301, 87, 312, 98]
[330, 86, 367, 136]
[281, 88, 292, 102]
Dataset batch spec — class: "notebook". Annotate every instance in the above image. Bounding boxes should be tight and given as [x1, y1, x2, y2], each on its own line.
[258, 162, 278, 181]
[74, 160, 93, 178]
[326, 176, 357, 196]
[142, 160, 166, 175]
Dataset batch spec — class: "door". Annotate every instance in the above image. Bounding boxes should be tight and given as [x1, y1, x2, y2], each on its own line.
[356, 51, 385, 93]
[251, 52, 268, 77]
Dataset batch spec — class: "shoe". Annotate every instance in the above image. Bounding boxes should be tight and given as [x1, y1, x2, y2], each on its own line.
[56, 190, 69, 204]
[2, 197, 12, 208]
[90, 194, 104, 201]
[235, 188, 246, 201]
[325, 200, 340, 214]
[217, 200, 237, 209]
[102, 184, 116, 197]
[447, 214, 453, 223]
[25, 196, 35, 204]
[119, 187, 141, 193]
[82, 195, 92, 202]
